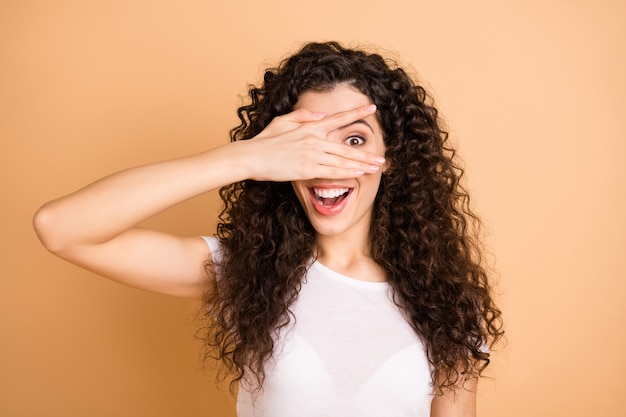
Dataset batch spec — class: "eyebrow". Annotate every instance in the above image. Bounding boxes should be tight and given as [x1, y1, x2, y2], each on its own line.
[338, 119, 375, 133]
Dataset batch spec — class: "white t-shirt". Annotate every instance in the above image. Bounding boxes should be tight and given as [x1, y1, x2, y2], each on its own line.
[202, 236, 433, 417]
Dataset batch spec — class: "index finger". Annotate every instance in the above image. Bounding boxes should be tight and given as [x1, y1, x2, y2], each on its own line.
[314, 104, 378, 132]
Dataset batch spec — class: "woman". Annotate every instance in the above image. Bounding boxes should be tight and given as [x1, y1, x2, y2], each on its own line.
[34, 41, 503, 416]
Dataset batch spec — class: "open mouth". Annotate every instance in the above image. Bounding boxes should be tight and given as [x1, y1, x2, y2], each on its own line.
[308, 187, 352, 215]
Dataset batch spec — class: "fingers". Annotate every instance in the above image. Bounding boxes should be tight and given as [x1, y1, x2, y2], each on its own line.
[254, 108, 327, 141]
[302, 104, 383, 174]
[279, 108, 326, 123]
[318, 141, 385, 172]
[316, 155, 383, 178]
[249, 104, 385, 182]
[276, 103, 376, 133]
[313, 104, 377, 131]
[270, 104, 376, 137]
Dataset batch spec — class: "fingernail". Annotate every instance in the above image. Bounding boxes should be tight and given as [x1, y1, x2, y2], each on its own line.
[355, 170, 365, 176]
[374, 156, 385, 164]
[313, 112, 325, 119]
[366, 104, 377, 112]
[369, 165, 380, 172]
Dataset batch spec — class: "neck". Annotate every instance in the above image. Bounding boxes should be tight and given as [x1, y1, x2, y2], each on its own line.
[314, 233, 386, 282]
[315, 233, 371, 264]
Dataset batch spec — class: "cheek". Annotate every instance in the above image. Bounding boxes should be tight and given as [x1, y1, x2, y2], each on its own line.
[291, 182, 308, 206]
[363, 173, 383, 199]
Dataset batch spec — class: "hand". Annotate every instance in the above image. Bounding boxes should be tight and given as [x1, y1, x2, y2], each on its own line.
[246, 104, 385, 182]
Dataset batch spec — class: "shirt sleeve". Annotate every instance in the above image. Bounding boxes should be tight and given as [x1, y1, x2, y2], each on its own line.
[200, 235, 222, 264]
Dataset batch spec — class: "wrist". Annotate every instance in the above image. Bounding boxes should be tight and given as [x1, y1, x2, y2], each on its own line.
[214, 140, 261, 182]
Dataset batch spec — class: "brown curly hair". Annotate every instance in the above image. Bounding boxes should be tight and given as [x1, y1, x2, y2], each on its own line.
[200, 41, 503, 393]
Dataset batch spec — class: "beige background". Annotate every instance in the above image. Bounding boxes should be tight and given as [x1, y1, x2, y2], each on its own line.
[2, 0, 625, 416]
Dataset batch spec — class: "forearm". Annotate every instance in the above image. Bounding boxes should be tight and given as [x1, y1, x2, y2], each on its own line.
[430, 378, 477, 417]
[33, 141, 251, 254]
[33, 104, 384, 256]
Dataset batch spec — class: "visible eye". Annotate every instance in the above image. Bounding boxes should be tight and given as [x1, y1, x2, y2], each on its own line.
[345, 135, 365, 146]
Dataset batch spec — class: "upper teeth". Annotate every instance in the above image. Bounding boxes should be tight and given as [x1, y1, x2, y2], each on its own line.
[313, 188, 349, 198]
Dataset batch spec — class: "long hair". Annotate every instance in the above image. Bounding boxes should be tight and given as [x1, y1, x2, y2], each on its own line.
[200, 41, 503, 393]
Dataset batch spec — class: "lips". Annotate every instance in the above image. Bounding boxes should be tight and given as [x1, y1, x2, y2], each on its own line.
[308, 187, 353, 216]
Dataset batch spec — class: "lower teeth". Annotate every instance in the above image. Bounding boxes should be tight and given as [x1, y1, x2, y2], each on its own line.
[317, 193, 347, 207]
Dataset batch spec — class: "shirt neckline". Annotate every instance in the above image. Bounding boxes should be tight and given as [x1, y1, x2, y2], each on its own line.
[310, 259, 389, 289]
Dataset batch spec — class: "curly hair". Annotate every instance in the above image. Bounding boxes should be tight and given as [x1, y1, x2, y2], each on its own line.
[200, 41, 504, 393]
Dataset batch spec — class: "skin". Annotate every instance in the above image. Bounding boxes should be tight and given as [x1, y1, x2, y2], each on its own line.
[33, 102, 382, 298]
[291, 85, 387, 282]
[33, 84, 476, 416]
[431, 381, 477, 417]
